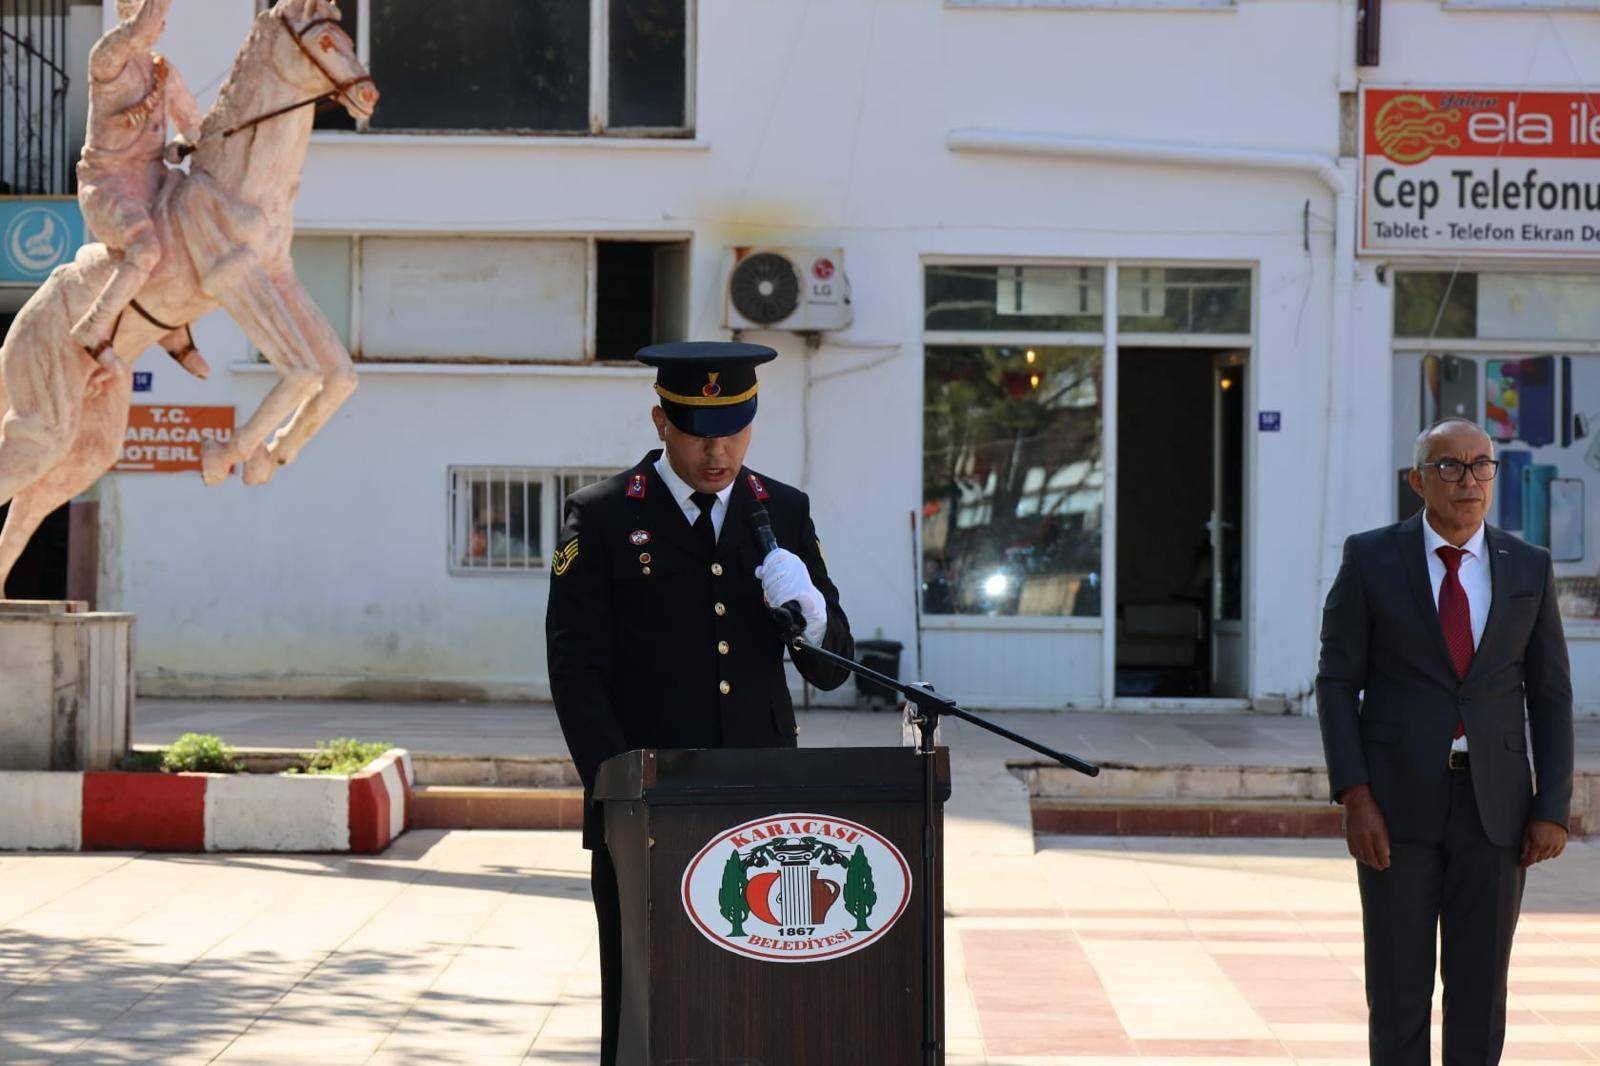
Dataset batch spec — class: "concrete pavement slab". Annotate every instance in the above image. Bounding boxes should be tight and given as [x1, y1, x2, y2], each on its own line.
[1, 829, 1596, 1063]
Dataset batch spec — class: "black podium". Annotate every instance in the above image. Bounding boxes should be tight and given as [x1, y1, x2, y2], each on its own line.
[594, 746, 952, 1065]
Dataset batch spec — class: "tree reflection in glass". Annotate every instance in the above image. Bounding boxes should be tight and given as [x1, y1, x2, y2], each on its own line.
[922, 346, 1104, 617]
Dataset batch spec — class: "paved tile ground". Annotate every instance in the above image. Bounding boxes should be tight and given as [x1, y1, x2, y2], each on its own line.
[949, 835, 1600, 1064]
[2, 701, 1590, 1062]
[3, 830, 1596, 1064]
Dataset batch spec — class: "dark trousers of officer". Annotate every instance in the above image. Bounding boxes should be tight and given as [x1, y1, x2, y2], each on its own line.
[1357, 764, 1526, 1066]
[591, 845, 623, 1066]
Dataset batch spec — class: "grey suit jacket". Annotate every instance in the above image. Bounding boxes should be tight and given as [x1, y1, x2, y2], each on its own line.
[1316, 513, 1573, 848]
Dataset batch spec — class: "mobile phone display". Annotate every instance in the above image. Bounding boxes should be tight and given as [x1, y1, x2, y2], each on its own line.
[1498, 451, 1532, 531]
[1561, 356, 1573, 448]
[1398, 469, 1422, 522]
[1485, 359, 1519, 442]
[1522, 464, 1558, 549]
[1517, 356, 1555, 447]
[1440, 355, 1478, 423]
[1421, 354, 1440, 429]
[1550, 479, 1585, 562]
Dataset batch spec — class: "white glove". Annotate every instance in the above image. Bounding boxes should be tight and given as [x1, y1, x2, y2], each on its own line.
[755, 548, 827, 644]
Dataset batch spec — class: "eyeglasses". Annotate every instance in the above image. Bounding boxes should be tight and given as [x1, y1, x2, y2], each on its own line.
[1419, 459, 1499, 483]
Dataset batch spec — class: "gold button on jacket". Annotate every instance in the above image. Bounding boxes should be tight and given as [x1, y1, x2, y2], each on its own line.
[719, 680, 731, 695]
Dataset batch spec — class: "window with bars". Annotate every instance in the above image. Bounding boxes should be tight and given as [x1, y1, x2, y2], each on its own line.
[2, 0, 73, 196]
[448, 467, 615, 574]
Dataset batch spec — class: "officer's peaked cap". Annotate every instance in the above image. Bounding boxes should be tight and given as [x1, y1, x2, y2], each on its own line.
[637, 341, 777, 438]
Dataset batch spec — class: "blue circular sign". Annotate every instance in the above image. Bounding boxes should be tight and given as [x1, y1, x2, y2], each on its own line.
[4, 205, 73, 280]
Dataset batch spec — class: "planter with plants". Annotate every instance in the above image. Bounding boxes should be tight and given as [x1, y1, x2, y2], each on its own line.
[0, 734, 412, 854]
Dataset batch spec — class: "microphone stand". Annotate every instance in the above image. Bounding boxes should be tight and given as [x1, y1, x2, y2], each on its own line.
[781, 615, 1098, 1066]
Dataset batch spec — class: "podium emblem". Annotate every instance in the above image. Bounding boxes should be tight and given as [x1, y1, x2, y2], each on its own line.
[680, 812, 912, 963]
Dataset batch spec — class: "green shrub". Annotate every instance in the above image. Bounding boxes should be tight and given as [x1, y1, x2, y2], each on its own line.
[287, 738, 391, 777]
[161, 733, 241, 774]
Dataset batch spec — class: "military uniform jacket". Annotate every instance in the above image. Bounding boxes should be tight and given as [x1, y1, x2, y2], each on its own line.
[546, 451, 854, 848]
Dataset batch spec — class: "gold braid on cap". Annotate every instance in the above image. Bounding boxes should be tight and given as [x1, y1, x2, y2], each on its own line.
[653, 382, 760, 407]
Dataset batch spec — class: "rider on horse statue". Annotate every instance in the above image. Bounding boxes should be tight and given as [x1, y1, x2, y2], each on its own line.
[72, 0, 209, 383]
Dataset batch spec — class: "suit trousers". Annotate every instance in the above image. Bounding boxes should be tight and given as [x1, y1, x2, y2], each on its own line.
[1357, 767, 1526, 1066]
[591, 845, 622, 1066]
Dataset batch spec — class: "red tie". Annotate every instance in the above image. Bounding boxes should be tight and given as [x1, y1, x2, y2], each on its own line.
[1436, 546, 1472, 739]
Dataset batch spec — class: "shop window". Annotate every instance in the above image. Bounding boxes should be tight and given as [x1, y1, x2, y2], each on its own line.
[1394, 348, 1600, 623]
[924, 265, 1105, 333]
[921, 345, 1105, 617]
[295, 0, 692, 135]
[449, 467, 615, 574]
[1441, 0, 1600, 9]
[1394, 272, 1477, 339]
[1117, 267, 1251, 335]
[287, 235, 689, 363]
[1397, 271, 1600, 343]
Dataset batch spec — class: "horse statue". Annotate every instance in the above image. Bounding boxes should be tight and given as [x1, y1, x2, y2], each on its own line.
[0, 0, 377, 595]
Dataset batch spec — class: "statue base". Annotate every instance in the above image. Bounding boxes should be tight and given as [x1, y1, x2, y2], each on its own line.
[0, 602, 134, 771]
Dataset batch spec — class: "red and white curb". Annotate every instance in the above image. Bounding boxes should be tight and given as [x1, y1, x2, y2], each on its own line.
[0, 748, 412, 853]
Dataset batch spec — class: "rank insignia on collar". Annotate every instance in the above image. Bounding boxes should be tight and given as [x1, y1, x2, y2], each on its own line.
[627, 473, 647, 499]
[746, 472, 770, 500]
[629, 529, 651, 546]
[552, 538, 579, 577]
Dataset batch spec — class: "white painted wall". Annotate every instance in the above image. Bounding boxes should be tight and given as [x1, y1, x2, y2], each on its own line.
[99, 0, 1599, 711]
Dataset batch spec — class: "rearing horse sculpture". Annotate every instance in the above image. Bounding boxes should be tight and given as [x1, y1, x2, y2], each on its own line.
[0, 0, 378, 594]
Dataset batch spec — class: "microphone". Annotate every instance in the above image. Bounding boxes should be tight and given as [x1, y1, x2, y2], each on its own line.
[746, 502, 807, 640]
[747, 501, 780, 556]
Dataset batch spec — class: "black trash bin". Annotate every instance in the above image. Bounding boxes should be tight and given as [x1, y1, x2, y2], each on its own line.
[853, 639, 903, 710]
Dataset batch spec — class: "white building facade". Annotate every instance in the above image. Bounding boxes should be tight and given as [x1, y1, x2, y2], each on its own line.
[42, 0, 1597, 712]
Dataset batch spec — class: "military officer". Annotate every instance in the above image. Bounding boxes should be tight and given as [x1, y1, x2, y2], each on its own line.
[545, 340, 854, 1066]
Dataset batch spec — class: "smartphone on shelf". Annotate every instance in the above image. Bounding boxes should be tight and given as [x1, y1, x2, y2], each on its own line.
[1440, 355, 1478, 423]
[1522, 464, 1558, 549]
[1550, 479, 1585, 563]
[1398, 469, 1422, 522]
[1421, 354, 1440, 430]
[1484, 359, 1519, 442]
[1498, 451, 1532, 532]
[1517, 356, 1555, 447]
[1561, 357, 1573, 448]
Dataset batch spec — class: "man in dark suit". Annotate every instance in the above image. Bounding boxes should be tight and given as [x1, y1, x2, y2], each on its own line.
[545, 340, 854, 1066]
[1317, 416, 1573, 1066]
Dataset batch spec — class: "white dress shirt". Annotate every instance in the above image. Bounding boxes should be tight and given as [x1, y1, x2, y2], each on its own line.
[1421, 515, 1491, 752]
[654, 455, 732, 540]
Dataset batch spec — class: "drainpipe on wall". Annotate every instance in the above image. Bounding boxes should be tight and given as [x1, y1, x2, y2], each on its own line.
[945, 129, 1355, 710]
[1323, 158, 1359, 627]
[946, 130, 1345, 193]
